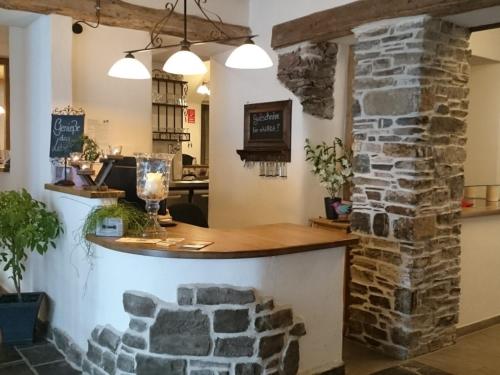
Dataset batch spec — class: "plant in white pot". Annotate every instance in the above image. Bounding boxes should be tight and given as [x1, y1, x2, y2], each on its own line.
[0, 189, 62, 343]
[305, 138, 353, 219]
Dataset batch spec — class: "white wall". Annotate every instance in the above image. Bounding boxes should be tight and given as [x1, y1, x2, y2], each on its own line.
[459, 216, 500, 327]
[465, 29, 500, 185]
[72, 25, 152, 155]
[182, 61, 210, 163]
[209, 0, 353, 228]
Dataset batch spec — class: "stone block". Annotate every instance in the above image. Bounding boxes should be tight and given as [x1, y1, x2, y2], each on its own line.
[87, 340, 103, 366]
[189, 360, 230, 370]
[255, 297, 274, 313]
[391, 327, 422, 349]
[91, 326, 103, 342]
[83, 359, 93, 374]
[282, 340, 299, 375]
[394, 288, 417, 314]
[196, 287, 255, 305]
[255, 308, 293, 332]
[373, 213, 389, 237]
[123, 292, 157, 318]
[135, 354, 186, 375]
[67, 342, 84, 368]
[101, 350, 116, 375]
[289, 322, 306, 337]
[235, 363, 263, 375]
[369, 295, 391, 309]
[351, 211, 371, 234]
[350, 308, 377, 325]
[129, 319, 148, 333]
[122, 331, 147, 350]
[191, 370, 214, 375]
[178, 287, 195, 305]
[393, 216, 436, 241]
[213, 309, 250, 333]
[429, 116, 465, 135]
[353, 154, 370, 174]
[53, 327, 70, 354]
[258, 334, 285, 359]
[98, 326, 121, 353]
[150, 309, 211, 356]
[117, 353, 135, 373]
[214, 337, 255, 357]
[363, 87, 421, 116]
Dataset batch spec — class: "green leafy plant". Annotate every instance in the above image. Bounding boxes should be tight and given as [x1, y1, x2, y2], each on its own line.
[305, 138, 353, 198]
[82, 135, 100, 162]
[0, 189, 63, 301]
[80, 203, 148, 257]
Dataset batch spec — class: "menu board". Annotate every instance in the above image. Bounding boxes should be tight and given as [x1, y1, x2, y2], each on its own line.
[249, 111, 284, 140]
[49, 114, 85, 158]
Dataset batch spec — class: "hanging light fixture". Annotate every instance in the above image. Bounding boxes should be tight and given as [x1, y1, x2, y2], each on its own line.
[196, 82, 210, 96]
[108, 53, 151, 79]
[108, 0, 273, 79]
[225, 38, 273, 69]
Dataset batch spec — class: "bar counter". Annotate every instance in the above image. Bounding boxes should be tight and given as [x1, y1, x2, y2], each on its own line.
[40, 185, 356, 373]
[87, 222, 357, 259]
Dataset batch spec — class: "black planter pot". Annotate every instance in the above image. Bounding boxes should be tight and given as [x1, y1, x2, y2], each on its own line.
[0, 292, 44, 344]
[324, 197, 342, 220]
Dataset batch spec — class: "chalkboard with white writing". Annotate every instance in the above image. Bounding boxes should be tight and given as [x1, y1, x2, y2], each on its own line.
[49, 114, 85, 158]
[250, 111, 284, 140]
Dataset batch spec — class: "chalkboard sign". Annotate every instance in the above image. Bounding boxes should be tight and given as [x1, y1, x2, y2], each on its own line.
[249, 111, 284, 140]
[49, 114, 85, 158]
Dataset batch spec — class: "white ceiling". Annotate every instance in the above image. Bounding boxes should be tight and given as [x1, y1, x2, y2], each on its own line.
[0, 9, 38, 27]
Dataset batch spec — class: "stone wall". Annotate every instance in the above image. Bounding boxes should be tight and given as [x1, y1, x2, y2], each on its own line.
[51, 285, 306, 375]
[278, 42, 338, 119]
[349, 15, 470, 359]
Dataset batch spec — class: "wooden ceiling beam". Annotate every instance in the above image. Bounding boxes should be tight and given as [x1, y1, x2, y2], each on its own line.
[0, 0, 251, 46]
[272, 0, 500, 49]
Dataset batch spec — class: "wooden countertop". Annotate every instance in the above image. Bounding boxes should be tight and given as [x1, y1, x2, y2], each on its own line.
[45, 184, 125, 199]
[461, 199, 500, 219]
[87, 222, 358, 259]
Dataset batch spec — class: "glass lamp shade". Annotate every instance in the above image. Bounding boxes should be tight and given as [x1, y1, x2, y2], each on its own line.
[135, 153, 175, 237]
[0, 106, 5, 115]
[108, 54, 151, 80]
[225, 42, 273, 69]
[163, 49, 207, 75]
[196, 83, 210, 96]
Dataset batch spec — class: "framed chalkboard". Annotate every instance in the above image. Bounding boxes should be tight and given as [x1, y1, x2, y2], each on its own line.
[244, 100, 292, 149]
[49, 114, 85, 158]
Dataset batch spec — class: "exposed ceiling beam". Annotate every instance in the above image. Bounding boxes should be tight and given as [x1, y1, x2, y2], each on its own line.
[0, 0, 251, 46]
[271, 0, 500, 49]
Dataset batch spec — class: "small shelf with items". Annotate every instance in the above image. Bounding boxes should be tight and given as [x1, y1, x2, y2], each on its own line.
[152, 70, 190, 142]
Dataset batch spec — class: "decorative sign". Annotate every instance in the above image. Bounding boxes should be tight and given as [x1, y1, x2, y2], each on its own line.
[187, 108, 196, 124]
[237, 100, 292, 162]
[49, 107, 85, 158]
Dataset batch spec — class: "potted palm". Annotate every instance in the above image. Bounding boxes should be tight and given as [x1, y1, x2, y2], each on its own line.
[305, 138, 353, 219]
[0, 189, 62, 343]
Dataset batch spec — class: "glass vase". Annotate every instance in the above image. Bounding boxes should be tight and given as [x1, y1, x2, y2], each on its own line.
[135, 153, 175, 237]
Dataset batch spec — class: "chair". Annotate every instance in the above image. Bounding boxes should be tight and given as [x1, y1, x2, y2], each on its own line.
[168, 203, 208, 228]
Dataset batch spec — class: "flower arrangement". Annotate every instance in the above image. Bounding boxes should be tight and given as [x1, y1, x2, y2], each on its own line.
[304, 137, 353, 198]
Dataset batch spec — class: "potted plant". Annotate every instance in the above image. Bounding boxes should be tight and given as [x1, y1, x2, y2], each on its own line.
[0, 189, 62, 343]
[305, 138, 353, 219]
[80, 203, 148, 257]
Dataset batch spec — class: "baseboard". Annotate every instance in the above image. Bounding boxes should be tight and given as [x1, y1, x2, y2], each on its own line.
[300, 362, 345, 375]
[457, 315, 500, 337]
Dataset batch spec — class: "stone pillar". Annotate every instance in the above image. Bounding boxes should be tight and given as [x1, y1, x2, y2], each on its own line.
[349, 15, 470, 359]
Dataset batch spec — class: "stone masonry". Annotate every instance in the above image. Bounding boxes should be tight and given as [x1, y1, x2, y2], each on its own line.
[50, 285, 306, 375]
[278, 42, 338, 119]
[349, 15, 470, 359]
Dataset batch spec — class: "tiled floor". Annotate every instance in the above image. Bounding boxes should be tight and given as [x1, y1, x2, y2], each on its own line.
[0, 341, 80, 375]
[344, 323, 500, 375]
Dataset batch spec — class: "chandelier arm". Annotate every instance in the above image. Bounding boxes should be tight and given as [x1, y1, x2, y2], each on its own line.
[193, 0, 232, 40]
[145, 0, 179, 50]
[76, 0, 101, 29]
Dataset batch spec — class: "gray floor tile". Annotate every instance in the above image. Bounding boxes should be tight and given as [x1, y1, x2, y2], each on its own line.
[35, 361, 81, 375]
[0, 346, 21, 366]
[0, 363, 33, 375]
[19, 343, 63, 366]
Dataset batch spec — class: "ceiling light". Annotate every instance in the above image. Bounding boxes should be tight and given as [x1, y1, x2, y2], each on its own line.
[163, 44, 207, 76]
[196, 82, 210, 96]
[108, 0, 273, 79]
[108, 53, 151, 80]
[226, 39, 273, 69]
